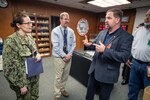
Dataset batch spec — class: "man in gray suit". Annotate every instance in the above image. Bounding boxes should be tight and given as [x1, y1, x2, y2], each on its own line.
[83, 8, 133, 100]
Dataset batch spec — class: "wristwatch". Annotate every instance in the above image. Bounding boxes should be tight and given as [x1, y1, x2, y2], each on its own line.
[0, 0, 8, 8]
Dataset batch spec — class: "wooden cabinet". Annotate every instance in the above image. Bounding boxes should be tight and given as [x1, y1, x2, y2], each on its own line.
[30, 16, 51, 57]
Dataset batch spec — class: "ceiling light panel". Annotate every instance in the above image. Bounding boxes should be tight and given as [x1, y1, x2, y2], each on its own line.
[88, 0, 131, 8]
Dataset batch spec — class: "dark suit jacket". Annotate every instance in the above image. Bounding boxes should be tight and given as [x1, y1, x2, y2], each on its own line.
[87, 27, 133, 84]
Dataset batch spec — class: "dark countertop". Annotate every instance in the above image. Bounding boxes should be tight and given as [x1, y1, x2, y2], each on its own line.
[73, 49, 94, 61]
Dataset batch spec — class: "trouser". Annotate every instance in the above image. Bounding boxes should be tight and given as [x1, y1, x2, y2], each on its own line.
[53, 57, 71, 97]
[86, 72, 114, 100]
[10, 76, 39, 100]
[128, 59, 150, 100]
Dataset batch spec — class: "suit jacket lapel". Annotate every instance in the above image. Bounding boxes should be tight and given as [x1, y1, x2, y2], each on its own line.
[101, 30, 108, 43]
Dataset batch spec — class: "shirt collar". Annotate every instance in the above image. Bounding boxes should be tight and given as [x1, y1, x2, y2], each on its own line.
[60, 25, 67, 30]
[107, 27, 122, 35]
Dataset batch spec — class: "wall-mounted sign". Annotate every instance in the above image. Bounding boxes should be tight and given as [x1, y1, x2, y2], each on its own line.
[0, 0, 8, 8]
[121, 16, 129, 22]
[77, 18, 89, 36]
[100, 18, 105, 22]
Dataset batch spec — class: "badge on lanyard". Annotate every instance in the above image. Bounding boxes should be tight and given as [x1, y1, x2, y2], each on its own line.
[147, 40, 150, 46]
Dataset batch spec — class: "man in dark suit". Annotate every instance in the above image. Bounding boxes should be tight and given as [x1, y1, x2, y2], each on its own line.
[83, 8, 133, 100]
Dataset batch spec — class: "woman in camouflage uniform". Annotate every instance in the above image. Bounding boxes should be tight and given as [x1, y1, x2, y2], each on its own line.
[2, 10, 41, 100]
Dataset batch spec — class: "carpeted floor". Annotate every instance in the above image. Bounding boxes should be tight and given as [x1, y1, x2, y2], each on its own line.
[0, 57, 143, 100]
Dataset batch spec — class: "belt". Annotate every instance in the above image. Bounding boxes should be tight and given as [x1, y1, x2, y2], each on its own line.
[134, 58, 149, 64]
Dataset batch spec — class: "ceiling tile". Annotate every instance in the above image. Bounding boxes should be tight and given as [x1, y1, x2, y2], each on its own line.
[38, 0, 150, 13]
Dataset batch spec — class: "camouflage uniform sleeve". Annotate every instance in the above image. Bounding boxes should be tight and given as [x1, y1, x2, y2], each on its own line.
[2, 37, 27, 88]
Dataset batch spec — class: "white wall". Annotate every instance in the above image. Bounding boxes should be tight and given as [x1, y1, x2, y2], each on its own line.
[133, 7, 150, 33]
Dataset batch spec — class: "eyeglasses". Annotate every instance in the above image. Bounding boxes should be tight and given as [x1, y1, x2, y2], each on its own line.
[22, 21, 34, 25]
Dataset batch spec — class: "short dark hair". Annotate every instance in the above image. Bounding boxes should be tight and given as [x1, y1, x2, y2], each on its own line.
[107, 8, 123, 21]
[10, 10, 29, 28]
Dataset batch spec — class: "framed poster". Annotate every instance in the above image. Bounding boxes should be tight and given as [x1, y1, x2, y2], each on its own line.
[100, 18, 105, 22]
[77, 18, 89, 36]
[121, 16, 129, 22]
[0, 0, 8, 8]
